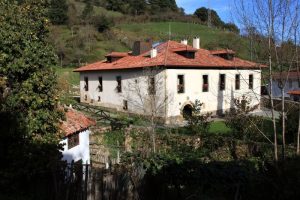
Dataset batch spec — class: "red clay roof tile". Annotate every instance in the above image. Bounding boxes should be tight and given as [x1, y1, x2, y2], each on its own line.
[60, 108, 96, 137]
[288, 90, 300, 95]
[74, 40, 265, 72]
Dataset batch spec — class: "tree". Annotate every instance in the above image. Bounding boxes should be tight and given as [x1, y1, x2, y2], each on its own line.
[234, 0, 300, 161]
[0, 0, 63, 190]
[124, 67, 171, 153]
[82, 0, 94, 20]
[194, 7, 225, 27]
[48, 0, 68, 25]
[186, 100, 212, 135]
[223, 23, 240, 34]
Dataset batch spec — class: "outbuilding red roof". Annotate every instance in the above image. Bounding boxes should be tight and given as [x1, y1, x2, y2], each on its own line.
[288, 90, 300, 96]
[74, 40, 265, 72]
[272, 71, 300, 80]
[60, 108, 96, 137]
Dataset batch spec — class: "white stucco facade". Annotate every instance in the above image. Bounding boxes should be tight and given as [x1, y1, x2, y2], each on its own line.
[272, 79, 300, 98]
[79, 67, 261, 123]
[60, 129, 90, 164]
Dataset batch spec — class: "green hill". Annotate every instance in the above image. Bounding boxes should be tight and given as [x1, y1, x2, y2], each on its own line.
[114, 22, 251, 59]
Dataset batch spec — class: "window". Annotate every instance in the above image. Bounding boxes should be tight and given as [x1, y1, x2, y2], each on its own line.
[202, 75, 209, 92]
[235, 74, 240, 90]
[148, 76, 156, 95]
[98, 77, 103, 92]
[249, 74, 253, 89]
[116, 76, 122, 93]
[84, 77, 88, 91]
[123, 100, 128, 110]
[68, 133, 79, 149]
[177, 75, 185, 93]
[289, 79, 293, 88]
[219, 74, 226, 91]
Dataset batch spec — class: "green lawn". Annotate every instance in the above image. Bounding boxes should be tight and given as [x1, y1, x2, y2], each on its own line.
[54, 67, 79, 86]
[209, 121, 231, 134]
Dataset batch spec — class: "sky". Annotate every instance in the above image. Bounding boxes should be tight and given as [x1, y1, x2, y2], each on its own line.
[176, 0, 235, 23]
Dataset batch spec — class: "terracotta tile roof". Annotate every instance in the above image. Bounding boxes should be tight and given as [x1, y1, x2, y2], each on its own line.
[74, 40, 264, 72]
[106, 52, 129, 57]
[288, 90, 300, 95]
[272, 71, 300, 80]
[210, 49, 236, 55]
[60, 108, 96, 137]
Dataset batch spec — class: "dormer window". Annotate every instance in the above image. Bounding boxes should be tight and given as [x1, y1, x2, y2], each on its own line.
[105, 52, 128, 63]
[211, 50, 235, 60]
[174, 47, 197, 59]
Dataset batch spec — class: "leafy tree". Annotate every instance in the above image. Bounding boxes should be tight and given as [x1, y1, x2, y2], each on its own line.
[92, 15, 115, 32]
[223, 22, 240, 34]
[0, 0, 63, 191]
[194, 7, 225, 27]
[82, 0, 94, 20]
[186, 100, 212, 135]
[48, 0, 68, 25]
[225, 96, 261, 141]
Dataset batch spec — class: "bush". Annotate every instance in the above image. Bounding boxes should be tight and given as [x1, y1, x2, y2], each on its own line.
[92, 15, 115, 32]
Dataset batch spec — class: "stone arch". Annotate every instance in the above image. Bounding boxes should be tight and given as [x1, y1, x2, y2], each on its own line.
[181, 101, 194, 119]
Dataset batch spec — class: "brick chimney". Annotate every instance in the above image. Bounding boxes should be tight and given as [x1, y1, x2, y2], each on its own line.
[132, 41, 152, 56]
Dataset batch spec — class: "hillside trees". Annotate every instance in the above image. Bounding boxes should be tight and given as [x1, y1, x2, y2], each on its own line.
[48, 0, 68, 24]
[0, 0, 63, 190]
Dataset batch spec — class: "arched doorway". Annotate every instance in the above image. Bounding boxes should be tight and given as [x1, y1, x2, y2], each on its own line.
[182, 104, 193, 119]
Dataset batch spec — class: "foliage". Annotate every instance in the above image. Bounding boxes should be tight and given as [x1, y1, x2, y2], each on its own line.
[223, 22, 240, 33]
[194, 7, 225, 27]
[225, 95, 262, 141]
[186, 100, 212, 135]
[0, 0, 63, 193]
[48, 0, 68, 25]
[278, 105, 299, 144]
[81, 0, 94, 20]
[92, 15, 115, 32]
[105, 0, 179, 15]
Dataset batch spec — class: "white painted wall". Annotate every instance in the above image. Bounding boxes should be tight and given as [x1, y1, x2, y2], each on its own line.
[60, 129, 90, 164]
[165, 69, 261, 118]
[79, 68, 261, 122]
[80, 69, 167, 116]
[272, 79, 299, 98]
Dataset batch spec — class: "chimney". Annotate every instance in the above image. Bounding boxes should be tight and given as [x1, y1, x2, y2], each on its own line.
[150, 48, 157, 58]
[132, 41, 152, 56]
[193, 37, 200, 49]
[181, 39, 188, 45]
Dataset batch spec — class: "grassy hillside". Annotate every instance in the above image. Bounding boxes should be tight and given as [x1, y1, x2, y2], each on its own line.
[114, 22, 251, 60]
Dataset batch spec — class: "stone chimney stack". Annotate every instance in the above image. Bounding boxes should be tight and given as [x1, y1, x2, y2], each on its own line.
[193, 37, 200, 49]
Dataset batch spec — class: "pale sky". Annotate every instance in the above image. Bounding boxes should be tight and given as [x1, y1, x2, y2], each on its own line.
[176, 0, 235, 23]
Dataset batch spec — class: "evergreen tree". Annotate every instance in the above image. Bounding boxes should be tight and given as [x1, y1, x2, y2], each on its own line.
[0, 0, 63, 190]
[48, 0, 68, 24]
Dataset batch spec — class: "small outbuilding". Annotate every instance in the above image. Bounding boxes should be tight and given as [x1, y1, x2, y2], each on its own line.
[60, 108, 96, 164]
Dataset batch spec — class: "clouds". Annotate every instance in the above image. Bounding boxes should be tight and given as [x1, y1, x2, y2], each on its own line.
[176, 0, 234, 22]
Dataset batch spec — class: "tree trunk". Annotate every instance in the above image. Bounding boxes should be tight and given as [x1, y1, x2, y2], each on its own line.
[281, 87, 286, 160]
[268, 0, 278, 161]
[297, 104, 300, 155]
[151, 115, 156, 153]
